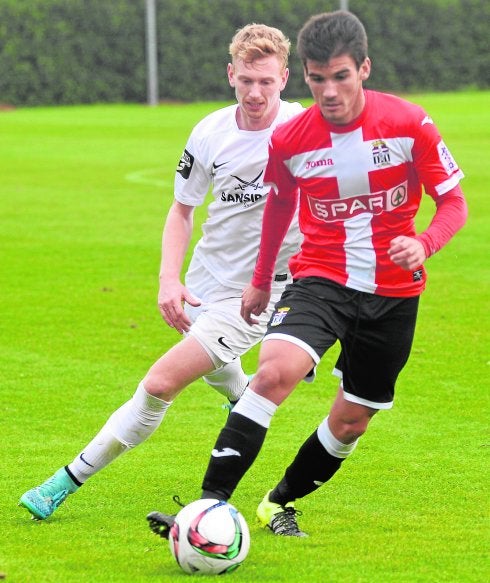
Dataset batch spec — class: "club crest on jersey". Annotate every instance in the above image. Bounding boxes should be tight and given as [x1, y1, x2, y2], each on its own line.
[270, 306, 290, 326]
[372, 140, 391, 167]
[308, 182, 408, 223]
[176, 149, 194, 179]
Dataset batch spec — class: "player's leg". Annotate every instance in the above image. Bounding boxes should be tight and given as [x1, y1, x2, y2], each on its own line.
[258, 294, 419, 535]
[199, 339, 314, 501]
[203, 358, 250, 412]
[145, 302, 269, 537]
[183, 259, 259, 406]
[191, 292, 281, 405]
[258, 390, 376, 534]
[145, 302, 268, 536]
[19, 336, 215, 520]
[146, 279, 341, 537]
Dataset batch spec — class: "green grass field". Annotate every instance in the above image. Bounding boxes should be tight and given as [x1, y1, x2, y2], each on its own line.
[2, 92, 489, 582]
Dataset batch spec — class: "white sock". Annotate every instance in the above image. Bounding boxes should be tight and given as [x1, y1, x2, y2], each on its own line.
[317, 416, 358, 459]
[232, 387, 277, 428]
[68, 382, 171, 483]
[203, 358, 249, 402]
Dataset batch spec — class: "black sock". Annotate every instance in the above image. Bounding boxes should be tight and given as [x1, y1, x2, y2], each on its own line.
[201, 412, 267, 500]
[269, 430, 343, 505]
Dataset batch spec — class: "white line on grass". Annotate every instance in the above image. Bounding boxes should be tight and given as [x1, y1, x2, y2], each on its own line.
[125, 168, 166, 188]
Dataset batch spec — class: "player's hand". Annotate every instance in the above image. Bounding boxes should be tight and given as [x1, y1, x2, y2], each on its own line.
[388, 236, 427, 271]
[158, 280, 201, 334]
[241, 284, 271, 326]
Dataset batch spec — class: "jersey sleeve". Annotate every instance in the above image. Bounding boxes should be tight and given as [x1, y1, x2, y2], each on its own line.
[412, 112, 464, 199]
[263, 136, 298, 198]
[415, 184, 468, 257]
[409, 110, 467, 255]
[174, 130, 211, 207]
[252, 140, 299, 291]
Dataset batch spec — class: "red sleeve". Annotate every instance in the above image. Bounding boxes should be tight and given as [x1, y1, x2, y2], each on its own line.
[251, 189, 298, 291]
[415, 185, 468, 257]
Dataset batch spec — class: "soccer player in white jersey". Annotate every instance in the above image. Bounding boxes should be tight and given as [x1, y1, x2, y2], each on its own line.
[19, 24, 303, 521]
[174, 11, 468, 537]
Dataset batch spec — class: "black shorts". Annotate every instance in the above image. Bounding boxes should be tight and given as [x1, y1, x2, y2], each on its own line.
[264, 277, 419, 409]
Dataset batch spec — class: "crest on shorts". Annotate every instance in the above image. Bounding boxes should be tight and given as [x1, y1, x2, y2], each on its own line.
[270, 306, 290, 326]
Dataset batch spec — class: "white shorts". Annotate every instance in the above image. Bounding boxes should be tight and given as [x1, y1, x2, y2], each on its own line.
[184, 256, 283, 367]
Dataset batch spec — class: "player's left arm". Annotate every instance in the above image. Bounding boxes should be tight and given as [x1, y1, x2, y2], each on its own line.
[389, 184, 468, 271]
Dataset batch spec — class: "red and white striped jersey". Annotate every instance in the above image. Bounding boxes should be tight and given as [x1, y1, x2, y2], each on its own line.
[260, 90, 464, 297]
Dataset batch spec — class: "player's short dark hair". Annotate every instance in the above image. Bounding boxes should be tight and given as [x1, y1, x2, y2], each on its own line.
[297, 10, 368, 69]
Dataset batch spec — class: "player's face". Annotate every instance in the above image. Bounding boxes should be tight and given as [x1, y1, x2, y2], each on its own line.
[228, 56, 289, 131]
[304, 55, 371, 125]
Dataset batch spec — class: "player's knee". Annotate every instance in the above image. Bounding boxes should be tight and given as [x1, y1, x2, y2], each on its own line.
[335, 414, 373, 442]
[250, 366, 299, 407]
[252, 361, 290, 396]
[317, 417, 359, 459]
[142, 373, 179, 401]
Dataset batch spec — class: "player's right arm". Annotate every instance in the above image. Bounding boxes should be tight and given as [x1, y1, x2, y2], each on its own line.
[241, 132, 299, 325]
[241, 184, 298, 325]
[158, 200, 201, 334]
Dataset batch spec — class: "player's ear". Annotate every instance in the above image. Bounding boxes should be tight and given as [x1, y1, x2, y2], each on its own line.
[360, 57, 371, 81]
[280, 67, 289, 90]
[227, 63, 235, 87]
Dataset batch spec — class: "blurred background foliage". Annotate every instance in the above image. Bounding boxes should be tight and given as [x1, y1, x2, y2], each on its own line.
[0, 0, 488, 106]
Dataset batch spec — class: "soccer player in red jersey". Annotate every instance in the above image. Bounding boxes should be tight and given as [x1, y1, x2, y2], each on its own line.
[193, 10, 468, 536]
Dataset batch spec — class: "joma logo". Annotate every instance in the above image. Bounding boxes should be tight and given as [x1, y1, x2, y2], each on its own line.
[305, 159, 333, 170]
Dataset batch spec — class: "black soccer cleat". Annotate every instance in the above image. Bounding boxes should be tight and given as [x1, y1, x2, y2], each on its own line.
[146, 510, 176, 540]
[146, 494, 185, 539]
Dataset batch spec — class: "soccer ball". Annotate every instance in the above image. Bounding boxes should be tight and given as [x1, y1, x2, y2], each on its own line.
[168, 499, 250, 575]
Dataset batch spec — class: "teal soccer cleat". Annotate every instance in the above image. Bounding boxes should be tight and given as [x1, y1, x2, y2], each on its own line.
[19, 467, 79, 520]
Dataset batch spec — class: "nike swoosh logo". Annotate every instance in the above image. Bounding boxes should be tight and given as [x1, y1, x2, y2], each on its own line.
[421, 115, 433, 126]
[79, 452, 94, 467]
[212, 161, 228, 170]
[211, 447, 241, 458]
[218, 336, 231, 349]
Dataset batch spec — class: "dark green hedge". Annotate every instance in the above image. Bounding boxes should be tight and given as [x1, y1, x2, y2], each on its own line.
[0, 0, 488, 106]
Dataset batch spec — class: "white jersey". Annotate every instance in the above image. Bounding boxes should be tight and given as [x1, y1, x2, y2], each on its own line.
[175, 100, 303, 295]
